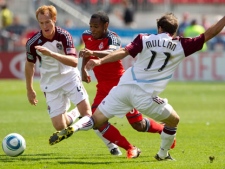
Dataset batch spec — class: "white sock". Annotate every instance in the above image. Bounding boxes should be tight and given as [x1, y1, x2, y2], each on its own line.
[67, 107, 80, 125]
[158, 131, 176, 158]
[94, 129, 118, 151]
[71, 116, 94, 132]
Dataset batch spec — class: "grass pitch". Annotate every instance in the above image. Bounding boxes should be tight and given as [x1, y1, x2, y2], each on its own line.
[0, 80, 224, 169]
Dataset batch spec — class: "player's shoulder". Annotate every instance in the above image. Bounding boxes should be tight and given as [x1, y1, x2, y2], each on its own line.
[82, 30, 91, 35]
[82, 30, 91, 37]
[82, 30, 92, 41]
[107, 30, 119, 38]
[56, 26, 72, 37]
[26, 31, 41, 52]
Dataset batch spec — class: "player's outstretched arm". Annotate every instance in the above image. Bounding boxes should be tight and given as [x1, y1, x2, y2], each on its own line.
[204, 16, 225, 42]
[85, 48, 129, 70]
[100, 48, 129, 64]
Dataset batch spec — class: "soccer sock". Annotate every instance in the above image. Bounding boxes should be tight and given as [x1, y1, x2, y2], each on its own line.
[94, 129, 118, 151]
[99, 123, 133, 150]
[144, 118, 164, 134]
[71, 115, 94, 132]
[67, 107, 80, 125]
[157, 126, 176, 158]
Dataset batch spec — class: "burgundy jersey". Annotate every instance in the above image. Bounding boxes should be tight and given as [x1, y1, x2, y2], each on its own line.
[82, 30, 125, 83]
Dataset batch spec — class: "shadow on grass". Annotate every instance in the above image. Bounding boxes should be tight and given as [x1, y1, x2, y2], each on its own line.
[0, 153, 158, 163]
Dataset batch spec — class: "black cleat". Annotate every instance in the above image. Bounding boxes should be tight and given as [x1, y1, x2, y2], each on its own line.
[154, 153, 175, 161]
[49, 126, 74, 145]
[110, 148, 122, 156]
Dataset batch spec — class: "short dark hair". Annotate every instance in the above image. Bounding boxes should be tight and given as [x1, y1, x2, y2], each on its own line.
[91, 11, 109, 24]
[157, 13, 178, 35]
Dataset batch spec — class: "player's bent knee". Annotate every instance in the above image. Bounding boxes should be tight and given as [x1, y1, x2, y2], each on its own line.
[162, 105, 180, 127]
[130, 120, 146, 132]
[53, 123, 67, 131]
[92, 109, 109, 128]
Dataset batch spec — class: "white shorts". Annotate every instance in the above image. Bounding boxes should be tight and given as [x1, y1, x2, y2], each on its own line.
[45, 76, 88, 118]
[98, 84, 172, 122]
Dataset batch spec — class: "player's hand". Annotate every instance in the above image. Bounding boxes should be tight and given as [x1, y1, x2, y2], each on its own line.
[82, 70, 91, 83]
[79, 48, 93, 58]
[35, 45, 53, 56]
[27, 90, 38, 106]
[85, 59, 101, 71]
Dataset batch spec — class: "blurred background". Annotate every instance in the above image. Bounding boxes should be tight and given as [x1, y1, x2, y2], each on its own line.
[0, 0, 225, 81]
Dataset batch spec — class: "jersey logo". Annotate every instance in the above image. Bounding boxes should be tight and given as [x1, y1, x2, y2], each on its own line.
[88, 37, 92, 41]
[99, 42, 104, 50]
[38, 39, 42, 44]
[56, 43, 63, 50]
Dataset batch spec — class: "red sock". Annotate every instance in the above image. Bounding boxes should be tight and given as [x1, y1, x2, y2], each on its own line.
[147, 118, 164, 134]
[99, 123, 133, 150]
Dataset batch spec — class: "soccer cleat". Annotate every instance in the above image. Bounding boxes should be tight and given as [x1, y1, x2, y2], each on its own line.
[154, 153, 175, 161]
[127, 146, 141, 159]
[49, 126, 75, 145]
[110, 148, 122, 156]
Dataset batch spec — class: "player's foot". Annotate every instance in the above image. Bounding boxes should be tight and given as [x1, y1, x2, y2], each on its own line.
[110, 148, 122, 156]
[154, 153, 175, 161]
[127, 146, 141, 159]
[49, 126, 75, 145]
[170, 138, 176, 149]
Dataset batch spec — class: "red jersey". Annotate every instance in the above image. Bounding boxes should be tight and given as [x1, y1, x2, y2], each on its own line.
[82, 30, 125, 83]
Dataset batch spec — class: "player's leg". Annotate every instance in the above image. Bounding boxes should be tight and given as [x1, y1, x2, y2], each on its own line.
[126, 109, 176, 149]
[92, 104, 122, 156]
[45, 89, 73, 130]
[49, 85, 141, 158]
[68, 108, 141, 159]
[126, 109, 163, 133]
[140, 96, 179, 160]
[94, 86, 141, 158]
[67, 107, 81, 125]
[155, 106, 179, 160]
[91, 86, 122, 156]
[94, 129, 122, 155]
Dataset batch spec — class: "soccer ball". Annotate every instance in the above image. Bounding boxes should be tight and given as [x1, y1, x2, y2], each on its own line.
[2, 133, 26, 157]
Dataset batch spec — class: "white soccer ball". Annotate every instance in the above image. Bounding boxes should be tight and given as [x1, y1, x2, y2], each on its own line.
[2, 133, 26, 157]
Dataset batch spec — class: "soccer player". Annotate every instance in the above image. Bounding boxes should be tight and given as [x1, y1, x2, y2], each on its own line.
[78, 11, 172, 156]
[49, 13, 225, 160]
[49, 11, 175, 158]
[26, 6, 140, 159]
[25, 5, 91, 132]
[62, 13, 225, 160]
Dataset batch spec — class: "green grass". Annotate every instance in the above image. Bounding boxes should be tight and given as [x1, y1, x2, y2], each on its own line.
[0, 80, 225, 169]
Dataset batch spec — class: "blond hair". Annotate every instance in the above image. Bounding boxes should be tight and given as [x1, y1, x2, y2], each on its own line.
[35, 5, 57, 20]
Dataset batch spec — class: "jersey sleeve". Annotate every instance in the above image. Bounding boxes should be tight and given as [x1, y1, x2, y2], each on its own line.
[61, 30, 77, 57]
[108, 32, 121, 51]
[180, 33, 205, 57]
[125, 34, 144, 58]
[26, 40, 37, 63]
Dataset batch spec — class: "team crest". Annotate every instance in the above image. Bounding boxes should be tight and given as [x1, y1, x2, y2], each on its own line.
[56, 43, 63, 50]
[99, 42, 104, 50]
